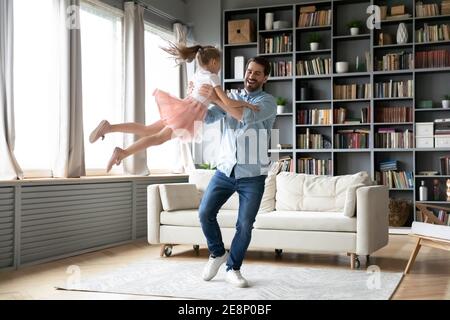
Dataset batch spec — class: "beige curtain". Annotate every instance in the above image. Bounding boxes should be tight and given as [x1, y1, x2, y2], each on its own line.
[0, 0, 23, 180]
[174, 22, 196, 173]
[123, 2, 149, 175]
[53, 0, 86, 178]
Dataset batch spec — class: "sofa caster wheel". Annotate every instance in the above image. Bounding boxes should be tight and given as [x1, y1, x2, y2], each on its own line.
[275, 249, 283, 257]
[164, 245, 173, 257]
[193, 245, 200, 255]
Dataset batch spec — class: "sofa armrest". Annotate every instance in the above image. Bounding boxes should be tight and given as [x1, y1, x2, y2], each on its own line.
[356, 185, 389, 255]
[147, 184, 162, 245]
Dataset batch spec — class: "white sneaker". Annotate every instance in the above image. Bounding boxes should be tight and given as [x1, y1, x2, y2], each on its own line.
[202, 252, 228, 281]
[226, 270, 248, 288]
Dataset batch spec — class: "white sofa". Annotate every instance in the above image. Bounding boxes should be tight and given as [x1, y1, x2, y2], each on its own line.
[147, 170, 389, 268]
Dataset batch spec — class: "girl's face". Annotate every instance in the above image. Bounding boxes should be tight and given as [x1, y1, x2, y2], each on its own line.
[207, 58, 221, 74]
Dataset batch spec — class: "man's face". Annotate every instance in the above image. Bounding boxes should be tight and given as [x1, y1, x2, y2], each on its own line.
[244, 62, 268, 92]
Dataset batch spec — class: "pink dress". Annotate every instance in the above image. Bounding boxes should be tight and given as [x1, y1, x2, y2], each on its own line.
[153, 89, 207, 142]
[153, 68, 221, 142]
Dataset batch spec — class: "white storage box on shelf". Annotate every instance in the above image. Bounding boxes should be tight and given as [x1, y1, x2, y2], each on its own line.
[416, 122, 434, 148]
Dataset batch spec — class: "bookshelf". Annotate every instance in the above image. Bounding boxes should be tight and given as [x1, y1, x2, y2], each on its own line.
[223, 0, 450, 228]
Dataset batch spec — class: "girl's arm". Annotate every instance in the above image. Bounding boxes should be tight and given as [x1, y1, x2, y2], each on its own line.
[213, 86, 259, 112]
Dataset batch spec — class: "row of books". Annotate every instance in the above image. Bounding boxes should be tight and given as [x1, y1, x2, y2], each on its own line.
[436, 210, 450, 226]
[333, 84, 372, 100]
[269, 156, 294, 175]
[434, 120, 450, 135]
[297, 158, 332, 176]
[379, 160, 398, 172]
[416, 24, 450, 43]
[440, 156, 450, 175]
[375, 52, 414, 71]
[262, 34, 293, 54]
[297, 130, 330, 149]
[334, 130, 370, 149]
[375, 170, 414, 189]
[416, 1, 440, 17]
[374, 106, 413, 123]
[374, 80, 413, 98]
[297, 9, 332, 28]
[415, 50, 450, 69]
[374, 129, 414, 149]
[269, 61, 293, 77]
[297, 109, 332, 125]
[334, 107, 370, 124]
[296, 58, 331, 76]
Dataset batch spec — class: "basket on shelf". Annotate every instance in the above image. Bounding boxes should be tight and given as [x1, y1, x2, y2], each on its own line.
[388, 199, 412, 227]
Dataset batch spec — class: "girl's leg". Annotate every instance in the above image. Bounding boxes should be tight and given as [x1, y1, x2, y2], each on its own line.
[108, 120, 165, 137]
[90, 119, 166, 143]
[106, 126, 174, 172]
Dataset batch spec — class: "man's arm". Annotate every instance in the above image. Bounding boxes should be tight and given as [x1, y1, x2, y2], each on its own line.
[198, 84, 246, 121]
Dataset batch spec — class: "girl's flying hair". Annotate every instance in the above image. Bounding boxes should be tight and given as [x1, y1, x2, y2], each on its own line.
[163, 42, 220, 67]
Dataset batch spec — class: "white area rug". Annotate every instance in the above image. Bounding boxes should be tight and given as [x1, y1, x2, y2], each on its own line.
[57, 260, 403, 300]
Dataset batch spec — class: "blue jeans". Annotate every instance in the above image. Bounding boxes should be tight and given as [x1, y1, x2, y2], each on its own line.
[198, 169, 266, 271]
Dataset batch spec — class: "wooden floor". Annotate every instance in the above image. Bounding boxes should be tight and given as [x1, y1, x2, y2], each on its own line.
[0, 235, 449, 300]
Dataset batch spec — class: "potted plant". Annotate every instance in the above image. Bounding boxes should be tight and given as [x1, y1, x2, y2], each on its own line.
[443, 94, 450, 109]
[347, 20, 363, 36]
[308, 33, 321, 51]
[276, 97, 287, 114]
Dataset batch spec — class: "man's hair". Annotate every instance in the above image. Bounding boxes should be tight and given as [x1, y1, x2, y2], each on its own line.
[246, 56, 271, 76]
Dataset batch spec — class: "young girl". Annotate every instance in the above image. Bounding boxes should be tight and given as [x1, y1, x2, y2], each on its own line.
[89, 44, 257, 173]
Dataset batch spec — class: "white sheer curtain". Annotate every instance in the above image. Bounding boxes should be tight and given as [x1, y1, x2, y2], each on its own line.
[0, 0, 23, 180]
[52, 0, 86, 178]
[174, 22, 196, 174]
[123, 2, 149, 175]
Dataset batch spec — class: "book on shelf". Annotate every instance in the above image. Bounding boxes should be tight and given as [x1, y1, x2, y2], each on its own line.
[333, 84, 371, 100]
[437, 210, 450, 226]
[415, 50, 450, 68]
[297, 9, 331, 27]
[263, 34, 293, 54]
[269, 61, 293, 77]
[440, 156, 450, 175]
[297, 128, 331, 149]
[269, 156, 293, 175]
[434, 119, 450, 135]
[334, 129, 369, 149]
[375, 170, 414, 189]
[375, 52, 414, 71]
[277, 143, 293, 150]
[379, 160, 399, 172]
[375, 128, 414, 148]
[415, 23, 450, 43]
[374, 80, 413, 98]
[385, 13, 411, 20]
[297, 108, 331, 125]
[375, 106, 412, 123]
[416, 1, 440, 17]
[296, 58, 331, 76]
[297, 157, 332, 175]
[443, 0, 450, 15]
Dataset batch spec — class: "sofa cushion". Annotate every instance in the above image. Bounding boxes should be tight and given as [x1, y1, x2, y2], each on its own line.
[343, 183, 365, 217]
[160, 209, 356, 232]
[159, 184, 200, 211]
[189, 169, 276, 213]
[160, 209, 238, 228]
[275, 172, 371, 214]
[254, 211, 357, 232]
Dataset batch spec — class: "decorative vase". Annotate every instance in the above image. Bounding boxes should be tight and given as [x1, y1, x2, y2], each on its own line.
[265, 12, 274, 30]
[336, 61, 349, 74]
[310, 42, 319, 51]
[350, 27, 359, 35]
[443, 100, 450, 109]
[277, 105, 286, 114]
[396, 23, 408, 44]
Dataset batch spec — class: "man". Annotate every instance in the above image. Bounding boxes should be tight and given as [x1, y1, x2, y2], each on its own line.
[197, 57, 276, 287]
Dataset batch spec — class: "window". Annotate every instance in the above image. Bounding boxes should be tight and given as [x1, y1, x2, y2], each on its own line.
[144, 24, 181, 172]
[80, 0, 124, 174]
[13, 0, 58, 177]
